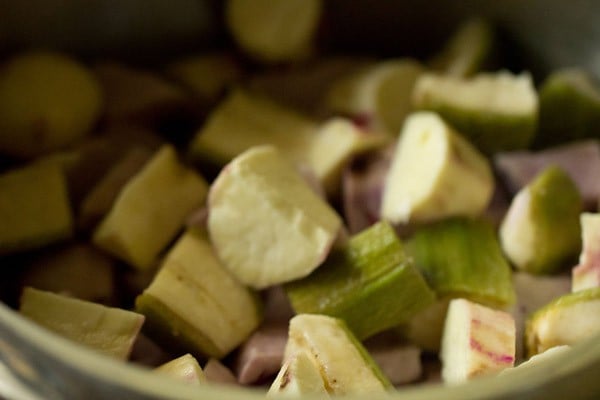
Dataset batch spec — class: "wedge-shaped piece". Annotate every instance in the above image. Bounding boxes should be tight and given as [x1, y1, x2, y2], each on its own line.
[268, 350, 330, 398]
[500, 166, 582, 274]
[226, 0, 322, 63]
[412, 71, 537, 154]
[429, 18, 495, 77]
[208, 145, 341, 289]
[286, 221, 434, 340]
[536, 69, 600, 147]
[572, 213, 600, 292]
[93, 145, 208, 270]
[500, 346, 570, 377]
[20, 287, 144, 359]
[381, 112, 493, 225]
[136, 230, 262, 359]
[284, 314, 391, 395]
[155, 354, 206, 385]
[525, 287, 600, 358]
[0, 162, 72, 254]
[441, 298, 516, 384]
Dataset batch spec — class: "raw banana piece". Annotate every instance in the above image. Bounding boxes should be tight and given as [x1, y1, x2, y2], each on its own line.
[441, 298, 516, 384]
[500, 166, 582, 274]
[412, 71, 538, 154]
[136, 230, 262, 359]
[572, 213, 600, 292]
[20, 287, 144, 360]
[0, 162, 73, 255]
[380, 112, 493, 225]
[225, 0, 322, 63]
[155, 354, 206, 385]
[525, 287, 600, 358]
[268, 350, 330, 398]
[93, 145, 208, 270]
[208, 145, 341, 289]
[286, 221, 435, 340]
[284, 314, 391, 396]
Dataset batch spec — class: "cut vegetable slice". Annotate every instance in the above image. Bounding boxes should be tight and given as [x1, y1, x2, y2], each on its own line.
[225, 0, 322, 63]
[136, 230, 262, 359]
[93, 145, 208, 270]
[440, 298, 515, 384]
[208, 145, 341, 289]
[380, 112, 493, 225]
[525, 287, 600, 358]
[500, 166, 582, 274]
[268, 350, 330, 398]
[155, 354, 206, 385]
[286, 221, 435, 340]
[412, 71, 538, 154]
[20, 287, 144, 360]
[572, 213, 600, 291]
[500, 346, 570, 376]
[284, 314, 391, 395]
[0, 162, 72, 255]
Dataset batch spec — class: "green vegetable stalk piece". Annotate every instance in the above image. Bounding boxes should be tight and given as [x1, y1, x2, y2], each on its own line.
[136, 230, 262, 359]
[535, 68, 600, 148]
[412, 71, 538, 154]
[286, 221, 435, 340]
[155, 354, 206, 385]
[525, 287, 600, 358]
[500, 166, 582, 274]
[284, 314, 391, 396]
[20, 287, 144, 360]
[0, 162, 72, 255]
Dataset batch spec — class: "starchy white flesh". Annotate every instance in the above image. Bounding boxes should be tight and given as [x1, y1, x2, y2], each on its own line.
[155, 354, 206, 385]
[93, 145, 208, 270]
[226, 0, 322, 63]
[500, 346, 570, 376]
[268, 350, 330, 398]
[499, 189, 536, 269]
[573, 213, 600, 291]
[284, 314, 390, 396]
[208, 146, 342, 289]
[381, 112, 493, 224]
[441, 299, 515, 384]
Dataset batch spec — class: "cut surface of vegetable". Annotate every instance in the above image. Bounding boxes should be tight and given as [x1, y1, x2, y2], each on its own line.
[500, 166, 582, 274]
[380, 111, 493, 225]
[93, 145, 208, 270]
[20, 287, 144, 360]
[208, 145, 341, 289]
[267, 350, 330, 398]
[500, 346, 570, 377]
[572, 213, 600, 292]
[440, 298, 515, 384]
[155, 354, 206, 385]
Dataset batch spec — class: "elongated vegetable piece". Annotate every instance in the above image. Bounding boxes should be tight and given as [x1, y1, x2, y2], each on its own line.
[381, 112, 493, 225]
[268, 350, 330, 398]
[286, 221, 434, 340]
[0, 162, 72, 255]
[226, 0, 322, 63]
[93, 145, 208, 270]
[572, 213, 600, 292]
[136, 230, 262, 359]
[500, 166, 582, 274]
[500, 346, 570, 377]
[20, 287, 144, 360]
[441, 298, 516, 384]
[208, 145, 341, 289]
[284, 314, 391, 395]
[412, 71, 538, 154]
[525, 287, 600, 358]
[155, 354, 206, 385]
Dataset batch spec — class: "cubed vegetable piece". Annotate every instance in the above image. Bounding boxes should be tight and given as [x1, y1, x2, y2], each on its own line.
[525, 287, 600, 358]
[500, 166, 582, 274]
[284, 314, 391, 396]
[20, 287, 144, 360]
[286, 221, 435, 340]
[572, 213, 600, 292]
[93, 145, 208, 270]
[441, 298, 516, 384]
[380, 112, 493, 225]
[225, 0, 322, 63]
[0, 51, 102, 159]
[0, 162, 73, 254]
[268, 350, 330, 399]
[535, 69, 600, 147]
[412, 71, 538, 154]
[208, 145, 341, 289]
[155, 354, 206, 385]
[136, 230, 262, 359]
